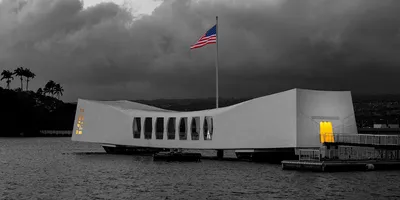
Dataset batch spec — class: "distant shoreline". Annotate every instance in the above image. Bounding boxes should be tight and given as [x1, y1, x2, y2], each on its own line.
[0, 130, 72, 138]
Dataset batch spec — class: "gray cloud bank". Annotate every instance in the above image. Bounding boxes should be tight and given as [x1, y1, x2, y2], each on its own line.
[0, 0, 400, 102]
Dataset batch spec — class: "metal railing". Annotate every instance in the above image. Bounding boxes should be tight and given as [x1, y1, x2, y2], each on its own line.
[331, 146, 400, 160]
[321, 133, 400, 146]
[298, 149, 321, 161]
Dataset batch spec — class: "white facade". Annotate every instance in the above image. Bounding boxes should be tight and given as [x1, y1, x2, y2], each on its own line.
[71, 88, 358, 150]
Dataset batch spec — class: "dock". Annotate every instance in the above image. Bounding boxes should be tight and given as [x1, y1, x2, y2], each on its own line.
[282, 160, 400, 172]
[282, 133, 400, 172]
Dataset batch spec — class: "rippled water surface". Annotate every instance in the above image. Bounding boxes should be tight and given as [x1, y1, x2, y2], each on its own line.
[1, 138, 400, 200]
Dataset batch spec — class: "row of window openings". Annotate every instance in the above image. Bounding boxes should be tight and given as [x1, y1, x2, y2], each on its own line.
[132, 117, 213, 140]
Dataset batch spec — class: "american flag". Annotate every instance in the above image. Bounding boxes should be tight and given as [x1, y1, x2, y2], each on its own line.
[190, 24, 217, 49]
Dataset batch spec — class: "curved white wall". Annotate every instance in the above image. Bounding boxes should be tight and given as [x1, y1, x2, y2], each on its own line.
[72, 88, 358, 150]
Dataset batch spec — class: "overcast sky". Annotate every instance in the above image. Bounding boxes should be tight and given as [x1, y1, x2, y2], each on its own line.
[1, 0, 400, 102]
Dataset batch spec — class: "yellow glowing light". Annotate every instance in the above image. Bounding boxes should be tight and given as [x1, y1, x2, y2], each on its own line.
[76, 113, 85, 135]
[320, 121, 334, 143]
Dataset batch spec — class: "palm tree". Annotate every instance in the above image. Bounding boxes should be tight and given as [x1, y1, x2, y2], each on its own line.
[36, 88, 43, 95]
[44, 80, 56, 97]
[54, 83, 64, 99]
[1, 70, 14, 89]
[14, 67, 25, 90]
[24, 68, 35, 91]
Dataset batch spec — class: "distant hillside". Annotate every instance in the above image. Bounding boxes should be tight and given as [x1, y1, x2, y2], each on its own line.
[0, 87, 76, 137]
[134, 97, 252, 111]
[353, 94, 400, 102]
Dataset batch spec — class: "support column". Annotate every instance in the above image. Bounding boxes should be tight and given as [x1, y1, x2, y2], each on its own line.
[217, 150, 224, 159]
[398, 149, 400, 160]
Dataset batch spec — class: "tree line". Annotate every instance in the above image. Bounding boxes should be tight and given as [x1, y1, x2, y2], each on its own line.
[1, 67, 64, 99]
[0, 67, 74, 136]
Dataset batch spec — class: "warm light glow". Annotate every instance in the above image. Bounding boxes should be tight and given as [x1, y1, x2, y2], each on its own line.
[76, 108, 85, 135]
[320, 121, 334, 143]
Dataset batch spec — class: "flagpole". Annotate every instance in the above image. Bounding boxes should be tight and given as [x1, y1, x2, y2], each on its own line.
[216, 16, 219, 108]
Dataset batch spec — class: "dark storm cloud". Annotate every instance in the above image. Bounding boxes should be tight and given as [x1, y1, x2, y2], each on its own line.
[1, 0, 400, 101]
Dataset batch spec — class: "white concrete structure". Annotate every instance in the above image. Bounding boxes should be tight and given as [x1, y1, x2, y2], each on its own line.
[71, 88, 358, 151]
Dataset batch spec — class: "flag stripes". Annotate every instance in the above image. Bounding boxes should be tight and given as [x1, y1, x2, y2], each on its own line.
[190, 24, 217, 49]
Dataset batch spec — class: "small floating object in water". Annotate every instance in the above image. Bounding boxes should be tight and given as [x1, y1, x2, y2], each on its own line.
[153, 150, 201, 162]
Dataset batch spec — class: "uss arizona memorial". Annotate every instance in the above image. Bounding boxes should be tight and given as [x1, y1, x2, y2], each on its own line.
[71, 88, 358, 160]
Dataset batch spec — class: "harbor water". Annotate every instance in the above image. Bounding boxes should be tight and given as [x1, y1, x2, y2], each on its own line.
[1, 137, 400, 200]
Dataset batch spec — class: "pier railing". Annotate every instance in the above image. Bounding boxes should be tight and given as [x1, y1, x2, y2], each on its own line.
[298, 149, 321, 161]
[322, 134, 400, 146]
[324, 146, 400, 161]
